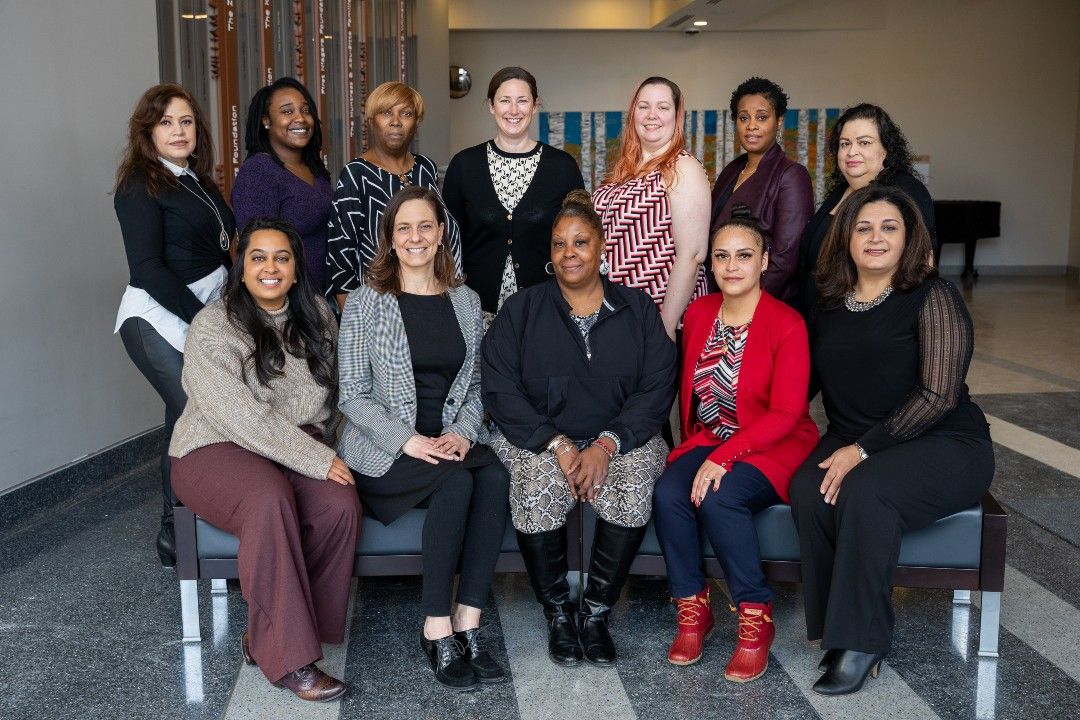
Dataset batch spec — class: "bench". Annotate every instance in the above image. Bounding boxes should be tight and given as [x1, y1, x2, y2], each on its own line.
[174, 493, 1006, 657]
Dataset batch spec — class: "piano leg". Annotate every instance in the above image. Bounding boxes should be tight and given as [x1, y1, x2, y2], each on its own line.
[962, 238, 979, 282]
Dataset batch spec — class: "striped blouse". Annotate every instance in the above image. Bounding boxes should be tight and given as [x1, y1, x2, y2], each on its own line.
[692, 318, 750, 441]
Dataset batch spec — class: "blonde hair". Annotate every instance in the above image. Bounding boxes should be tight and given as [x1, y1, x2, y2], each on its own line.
[364, 82, 425, 123]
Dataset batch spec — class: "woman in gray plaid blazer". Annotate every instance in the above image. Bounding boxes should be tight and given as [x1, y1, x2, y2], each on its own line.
[336, 186, 510, 692]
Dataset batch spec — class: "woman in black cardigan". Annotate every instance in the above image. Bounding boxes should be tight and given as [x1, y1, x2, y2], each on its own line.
[443, 66, 584, 323]
[796, 103, 937, 314]
[113, 84, 234, 566]
[482, 191, 676, 668]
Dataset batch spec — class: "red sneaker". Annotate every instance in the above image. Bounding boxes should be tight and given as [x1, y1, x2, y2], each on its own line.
[667, 587, 715, 665]
[724, 601, 774, 683]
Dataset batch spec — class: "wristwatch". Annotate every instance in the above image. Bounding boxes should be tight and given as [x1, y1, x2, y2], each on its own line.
[854, 443, 869, 461]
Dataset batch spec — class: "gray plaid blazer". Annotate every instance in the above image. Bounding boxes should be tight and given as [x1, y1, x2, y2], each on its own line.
[336, 284, 485, 476]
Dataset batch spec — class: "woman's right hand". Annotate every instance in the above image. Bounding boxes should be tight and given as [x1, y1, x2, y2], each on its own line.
[327, 456, 355, 486]
[555, 445, 581, 497]
[403, 435, 458, 465]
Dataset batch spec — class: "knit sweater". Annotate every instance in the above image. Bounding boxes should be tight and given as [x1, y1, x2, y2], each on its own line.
[169, 298, 339, 480]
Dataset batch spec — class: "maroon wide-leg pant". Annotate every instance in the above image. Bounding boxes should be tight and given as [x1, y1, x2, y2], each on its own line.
[172, 439, 362, 683]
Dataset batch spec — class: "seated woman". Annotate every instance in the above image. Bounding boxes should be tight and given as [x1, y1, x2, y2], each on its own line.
[709, 77, 813, 305]
[336, 186, 509, 692]
[653, 210, 819, 682]
[790, 185, 993, 696]
[483, 190, 677, 666]
[170, 219, 359, 702]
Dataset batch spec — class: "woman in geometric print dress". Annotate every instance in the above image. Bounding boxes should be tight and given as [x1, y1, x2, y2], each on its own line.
[592, 76, 711, 340]
[652, 210, 818, 683]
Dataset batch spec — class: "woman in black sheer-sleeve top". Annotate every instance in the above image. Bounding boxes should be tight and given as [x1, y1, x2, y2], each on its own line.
[789, 184, 993, 697]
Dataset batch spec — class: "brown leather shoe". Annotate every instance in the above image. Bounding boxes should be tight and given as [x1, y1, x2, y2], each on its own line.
[274, 664, 347, 702]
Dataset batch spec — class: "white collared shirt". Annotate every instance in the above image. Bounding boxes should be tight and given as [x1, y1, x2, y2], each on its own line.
[113, 159, 227, 353]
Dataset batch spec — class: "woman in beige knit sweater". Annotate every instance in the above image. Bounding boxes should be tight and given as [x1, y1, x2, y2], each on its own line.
[170, 218, 360, 703]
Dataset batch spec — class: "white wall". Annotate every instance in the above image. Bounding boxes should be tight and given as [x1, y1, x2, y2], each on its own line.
[0, 1, 162, 493]
[449, 0, 1080, 271]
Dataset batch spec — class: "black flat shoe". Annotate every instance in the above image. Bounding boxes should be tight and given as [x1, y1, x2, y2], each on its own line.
[818, 648, 841, 672]
[548, 607, 584, 666]
[420, 630, 477, 691]
[579, 600, 617, 665]
[454, 628, 507, 684]
[157, 522, 176, 568]
[812, 650, 883, 696]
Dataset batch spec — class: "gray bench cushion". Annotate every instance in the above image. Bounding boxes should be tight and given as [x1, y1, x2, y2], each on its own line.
[195, 508, 520, 559]
[635, 502, 983, 569]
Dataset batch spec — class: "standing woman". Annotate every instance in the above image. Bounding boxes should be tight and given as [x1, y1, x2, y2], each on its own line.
[592, 76, 710, 339]
[337, 187, 509, 692]
[652, 212, 818, 681]
[113, 84, 234, 566]
[796, 103, 937, 314]
[171, 219, 359, 701]
[483, 191, 676, 666]
[325, 82, 460, 309]
[443, 66, 585, 323]
[232, 77, 333, 295]
[710, 78, 813, 306]
[790, 185, 992, 695]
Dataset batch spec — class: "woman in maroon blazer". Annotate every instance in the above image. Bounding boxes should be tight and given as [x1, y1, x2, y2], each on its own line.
[710, 78, 813, 306]
[652, 211, 818, 682]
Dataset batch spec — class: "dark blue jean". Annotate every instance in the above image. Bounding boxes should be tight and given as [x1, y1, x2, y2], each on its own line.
[653, 444, 780, 603]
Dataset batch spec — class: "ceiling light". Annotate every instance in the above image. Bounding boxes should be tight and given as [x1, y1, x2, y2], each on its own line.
[180, 13, 208, 19]
[693, 20, 708, 27]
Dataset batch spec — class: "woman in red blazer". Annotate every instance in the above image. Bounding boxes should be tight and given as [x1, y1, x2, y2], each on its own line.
[652, 210, 818, 682]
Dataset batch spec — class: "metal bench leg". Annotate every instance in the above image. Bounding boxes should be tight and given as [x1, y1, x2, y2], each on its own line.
[978, 591, 1001, 657]
[180, 579, 202, 643]
[953, 589, 972, 605]
[211, 578, 227, 595]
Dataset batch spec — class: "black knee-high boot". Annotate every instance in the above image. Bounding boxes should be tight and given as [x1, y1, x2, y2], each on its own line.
[157, 460, 177, 568]
[516, 528, 583, 665]
[580, 518, 647, 664]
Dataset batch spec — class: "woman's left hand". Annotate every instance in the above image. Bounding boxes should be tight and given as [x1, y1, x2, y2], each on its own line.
[817, 445, 865, 505]
[571, 446, 611, 502]
[434, 432, 472, 460]
[691, 459, 727, 506]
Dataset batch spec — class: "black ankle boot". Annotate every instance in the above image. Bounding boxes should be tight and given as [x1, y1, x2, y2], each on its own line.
[157, 499, 176, 567]
[812, 649, 884, 695]
[579, 519, 647, 665]
[516, 528, 583, 666]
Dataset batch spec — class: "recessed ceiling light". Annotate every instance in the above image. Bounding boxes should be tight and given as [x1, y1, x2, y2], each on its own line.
[693, 20, 708, 26]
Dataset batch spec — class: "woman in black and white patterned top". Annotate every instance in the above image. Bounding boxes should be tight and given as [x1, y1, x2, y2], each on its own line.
[443, 66, 584, 323]
[325, 82, 460, 309]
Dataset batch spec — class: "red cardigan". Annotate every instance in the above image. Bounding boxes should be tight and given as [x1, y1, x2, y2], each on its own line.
[668, 291, 819, 502]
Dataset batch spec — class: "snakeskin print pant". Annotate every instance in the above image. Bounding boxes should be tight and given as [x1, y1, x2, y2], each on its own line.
[490, 430, 668, 534]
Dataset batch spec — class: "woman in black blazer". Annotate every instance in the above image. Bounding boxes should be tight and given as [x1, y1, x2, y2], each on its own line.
[710, 77, 813, 306]
[796, 103, 937, 314]
[443, 66, 584, 323]
[113, 83, 234, 567]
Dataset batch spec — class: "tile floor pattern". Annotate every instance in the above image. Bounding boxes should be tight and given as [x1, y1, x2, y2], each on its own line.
[1, 277, 1077, 720]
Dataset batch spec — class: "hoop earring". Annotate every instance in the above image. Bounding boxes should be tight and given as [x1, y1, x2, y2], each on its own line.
[189, 151, 198, 160]
[599, 255, 610, 276]
[544, 262, 555, 275]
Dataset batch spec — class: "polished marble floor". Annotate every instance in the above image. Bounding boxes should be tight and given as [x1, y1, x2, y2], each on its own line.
[1, 276, 1078, 720]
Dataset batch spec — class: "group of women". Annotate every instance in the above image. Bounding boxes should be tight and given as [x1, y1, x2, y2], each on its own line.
[112, 68, 992, 702]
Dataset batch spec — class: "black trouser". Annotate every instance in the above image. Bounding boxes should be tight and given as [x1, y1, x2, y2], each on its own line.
[119, 317, 187, 514]
[421, 463, 510, 616]
[789, 431, 993, 654]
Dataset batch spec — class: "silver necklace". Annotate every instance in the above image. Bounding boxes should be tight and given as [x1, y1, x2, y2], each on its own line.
[844, 285, 893, 312]
[178, 176, 230, 251]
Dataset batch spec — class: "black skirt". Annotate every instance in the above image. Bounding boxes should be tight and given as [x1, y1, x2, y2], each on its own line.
[354, 444, 499, 524]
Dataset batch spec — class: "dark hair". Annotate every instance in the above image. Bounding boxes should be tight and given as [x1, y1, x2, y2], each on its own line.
[713, 203, 767, 251]
[486, 66, 538, 102]
[223, 218, 336, 388]
[815, 185, 936, 304]
[729, 76, 788, 118]
[366, 186, 462, 295]
[243, 77, 330, 181]
[826, 103, 916, 191]
[115, 83, 215, 196]
[553, 189, 604, 239]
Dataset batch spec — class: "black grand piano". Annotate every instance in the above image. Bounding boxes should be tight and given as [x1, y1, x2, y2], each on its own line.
[932, 200, 1001, 281]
